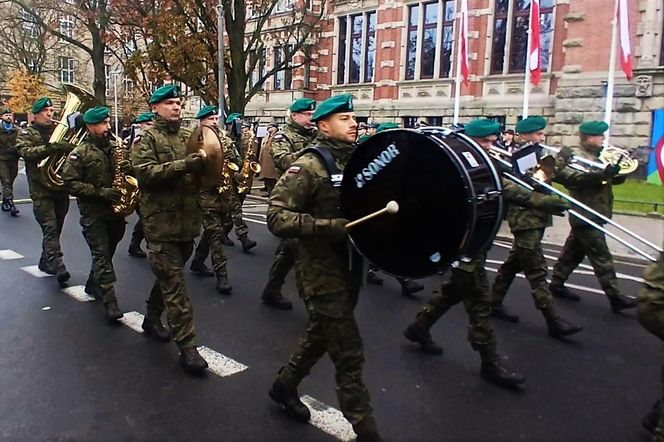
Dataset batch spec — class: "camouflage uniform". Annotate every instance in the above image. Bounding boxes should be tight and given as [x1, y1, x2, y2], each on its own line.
[132, 116, 201, 350]
[16, 123, 70, 270]
[61, 135, 125, 304]
[222, 131, 251, 239]
[638, 251, 664, 441]
[263, 118, 317, 300]
[551, 141, 626, 299]
[267, 132, 372, 425]
[0, 122, 19, 201]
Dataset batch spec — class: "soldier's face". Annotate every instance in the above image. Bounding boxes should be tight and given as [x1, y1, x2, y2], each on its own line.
[584, 134, 604, 147]
[317, 112, 357, 143]
[34, 106, 55, 125]
[471, 134, 497, 151]
[152, 98, 181, 122]
[291, 111, 315, 129]
[87, 117, 111, 137]
[201, 115, 219, 129]
[520, 130, 545, 144]
[1, 113, 12, 123]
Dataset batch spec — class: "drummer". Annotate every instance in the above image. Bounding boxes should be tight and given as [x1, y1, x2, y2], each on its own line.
[403, 118, 571, 389]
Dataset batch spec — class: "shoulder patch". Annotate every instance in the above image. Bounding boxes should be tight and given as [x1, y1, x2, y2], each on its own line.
[273, 134, 285, 141]
[287, 165, 301, 174]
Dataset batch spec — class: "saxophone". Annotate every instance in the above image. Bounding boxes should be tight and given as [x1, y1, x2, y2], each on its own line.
[218, 128, 239, 194]
[110, 134, 139, 217]
[236, 127, 261, 194]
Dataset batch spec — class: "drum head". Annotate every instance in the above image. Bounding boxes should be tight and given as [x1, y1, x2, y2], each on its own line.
[341, 129, 470, 278]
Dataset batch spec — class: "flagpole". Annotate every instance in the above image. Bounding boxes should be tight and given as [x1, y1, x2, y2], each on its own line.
[521, 9, 533, 119]
[453, 2, 463, 125]
[604, 0, 620, 144]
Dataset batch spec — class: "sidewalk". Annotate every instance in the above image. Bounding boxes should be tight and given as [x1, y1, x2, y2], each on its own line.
[497, 213, 664, 261]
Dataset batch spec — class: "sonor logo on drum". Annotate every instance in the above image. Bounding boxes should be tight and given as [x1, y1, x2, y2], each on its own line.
[354, 143, 401, 188]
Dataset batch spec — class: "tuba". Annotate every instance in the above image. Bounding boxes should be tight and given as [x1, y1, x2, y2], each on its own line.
[39, 84, 100, 190]
[599, 144, 639, 175]
[110, 134, 139, 217]
[218, 128, 239, 193]
[236, 127, 261, 194]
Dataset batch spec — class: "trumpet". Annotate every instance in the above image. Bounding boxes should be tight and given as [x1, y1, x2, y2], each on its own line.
[537, 143, 638, 175]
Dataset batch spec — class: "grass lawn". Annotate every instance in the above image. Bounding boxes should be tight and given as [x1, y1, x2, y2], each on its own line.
[553, 179, 664, 215]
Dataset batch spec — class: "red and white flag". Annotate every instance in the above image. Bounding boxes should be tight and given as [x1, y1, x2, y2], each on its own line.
[459, 0, 469, 86]
[528, 0, 541, 85]
[616, 0, 633, 80]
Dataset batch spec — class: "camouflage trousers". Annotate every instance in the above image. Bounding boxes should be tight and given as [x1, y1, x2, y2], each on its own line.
[130, 207, 144, 247]
[415, 252, 496, 349]
[277, 290, 373, 425]
[263, 238, 302, 297]
[222, 190, 249, 239]
[33, 196, 69, 267]
[146, 240, 196, 350]
[0, 159, 18, 200]
[551, 225, 621, 298]
[492, 228, 554, 311]
[81, 217, 125, 304]
[193, 209, 229, 277]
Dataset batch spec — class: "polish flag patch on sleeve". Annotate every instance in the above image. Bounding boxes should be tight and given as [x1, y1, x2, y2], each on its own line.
[287, 165, 301, 174]
[69, 153, 78, 160]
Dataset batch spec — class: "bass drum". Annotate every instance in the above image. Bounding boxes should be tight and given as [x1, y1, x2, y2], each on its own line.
[340, 127, 503, 279]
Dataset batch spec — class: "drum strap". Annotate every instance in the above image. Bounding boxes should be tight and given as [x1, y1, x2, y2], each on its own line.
[301, 146, 343, 188]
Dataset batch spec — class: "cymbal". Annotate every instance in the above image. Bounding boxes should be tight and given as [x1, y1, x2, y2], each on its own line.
[187, 125, 224, 188]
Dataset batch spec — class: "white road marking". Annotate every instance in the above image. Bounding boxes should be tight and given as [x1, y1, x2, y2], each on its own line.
[483, 266, 605, 295]
[118, 311, 145, 333]
[300, 395, 356, 442]
[484, 259, 644, 284]
[21, 265, 52, 277]
[18, 166, 25, 175]
[0, 249, 23, 260]
[197, 346, 248, 377]
[42, 306, 50, 311]
[61, 285, 95, 302]
[243, 217, 267, 225]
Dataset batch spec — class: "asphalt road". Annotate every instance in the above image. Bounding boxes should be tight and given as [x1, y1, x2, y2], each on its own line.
[0, 173, 659, 442]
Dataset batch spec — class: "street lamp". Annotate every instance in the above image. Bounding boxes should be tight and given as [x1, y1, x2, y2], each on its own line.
[216, 0, 225, 117]
[111, 69, 122, 137]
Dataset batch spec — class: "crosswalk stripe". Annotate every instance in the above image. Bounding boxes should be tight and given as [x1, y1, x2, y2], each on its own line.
[484, 266, 605, 295]
[61, 285, 95, 302]
[197, 346, 248, 377]
[300, 395, 356, 442]
[484, 259, 644, 284]
[0, 249, 23, 260]
[118, 311, 145, 333]
[21, 265, 53, 277]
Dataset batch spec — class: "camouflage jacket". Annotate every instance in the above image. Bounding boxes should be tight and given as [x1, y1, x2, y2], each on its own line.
[267, 132, 362, 298]
[61, 135, 119, 222]
[0, 123, 19, 161]
[270, 118, 317, 175]
[17, 123, 69, 200]
[554, 141, 625, 227]
[132, 116, 201, 242]
[638, 250, 664, 340]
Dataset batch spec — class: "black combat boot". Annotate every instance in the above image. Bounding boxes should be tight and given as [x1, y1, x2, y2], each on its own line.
[190, 259, 214, 277]
[353, 416, 383, 442]
[403, 323, 443, 355]
[643, 400, 661, 434]
[491, 303, 520, 323]
[239, 235, 257, 252]
[261, 291, 293, 310]
[179, 346, 208, 374]
[366, 270, 383, 285]
[269, 377, 311, 422]
[1, 198, 9, 211]
[477, 344, 525, 388]
[542, 308, 583, 337]
[549, 283, 581, 302]
[38, 256, 56, 275]
[222, 235, 234, 246]
[104, 301, 124, 322]
[216, 275, 232, 295]
[399, 278, 424, 297]
[55, 264, 70, 287]
[609, 294, 637, 313]
[8, 199, 19, 216]
[128, 242, 147, 258]
[84, 277, 101, 301]
[141, 317, 170, 342]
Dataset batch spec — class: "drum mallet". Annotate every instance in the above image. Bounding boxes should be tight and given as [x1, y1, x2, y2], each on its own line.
[346, 200, 399, 229]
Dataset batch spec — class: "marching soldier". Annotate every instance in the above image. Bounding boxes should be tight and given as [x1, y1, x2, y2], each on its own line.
[261, 97, 317, 310]
[222, 112, 258, 252]
[403, 119, 570, 388]
[61, 107, 125, 322]
[550, 121, 637, 312]
[267, 94, 383, 442]
[127, 112, 154, 259]
[132, 85, 208, 374]
[0, 106, 20, 216]
[189, 105, 232, 294]
[490, 116, 583, 337]
[17, 97, 71, 286]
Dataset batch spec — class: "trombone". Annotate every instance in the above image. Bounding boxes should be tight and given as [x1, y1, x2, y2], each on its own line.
[488, 146, 661, 262]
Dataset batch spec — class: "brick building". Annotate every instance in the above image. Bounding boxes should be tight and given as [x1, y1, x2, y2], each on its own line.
[247, 0, 664, 156]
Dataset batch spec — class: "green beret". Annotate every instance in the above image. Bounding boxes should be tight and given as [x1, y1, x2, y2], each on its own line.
[0, 107, 11, 115]
[83, 106, 110, 124]
[376, 122, 400, 133]
[290, 98, 316, 113]
[134, 112, 154, 124]
[579, 120, 609, 135]
[225, 112, 242, 125]
[148, 84, 179, 104]
[31, 97, 52, 114]
[311, 94, 354, 122]
[196, 105, 217, 120]
[516, 116, 547, 134]
[464, 119, 501, 138]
